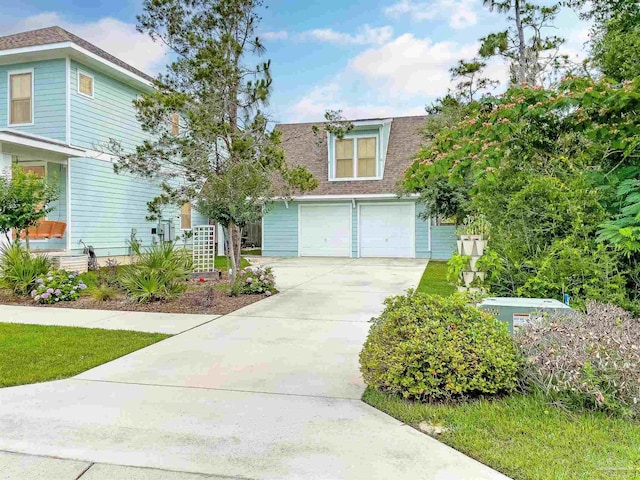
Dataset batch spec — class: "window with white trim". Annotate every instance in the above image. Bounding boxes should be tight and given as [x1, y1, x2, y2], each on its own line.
[78, 71, 94, 98]
[9, 71, 33, 125]
[332, 135, 378, 180]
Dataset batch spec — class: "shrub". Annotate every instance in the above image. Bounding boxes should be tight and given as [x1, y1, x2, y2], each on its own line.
[31, 269, 87, 304]
[0, 243, 52, 295]
[517, 302, 640, 418]
[231, 267, 278, 297]
[119, 241, 192, 302]
[232, 266, 276, 296]
[360, 292, 520, 401]
[88, 284, 119, 301]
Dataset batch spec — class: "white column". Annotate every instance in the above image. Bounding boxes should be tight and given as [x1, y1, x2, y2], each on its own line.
[0, 150, 11, 249]
[217, 223, 225, 256]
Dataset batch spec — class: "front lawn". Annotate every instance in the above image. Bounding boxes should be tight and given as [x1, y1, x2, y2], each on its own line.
[364, 388, 640, 480]
[416, 260, 456, 296]
[0, 323, 168, 387]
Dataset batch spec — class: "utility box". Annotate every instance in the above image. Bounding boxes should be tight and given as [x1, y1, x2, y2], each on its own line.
[478, 297, 574, 333]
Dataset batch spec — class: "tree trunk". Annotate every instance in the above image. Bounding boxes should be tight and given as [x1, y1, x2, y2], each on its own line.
[514, 0, 527, 84]
[227, 221, 238, 286]
[24, 231, 30, 251]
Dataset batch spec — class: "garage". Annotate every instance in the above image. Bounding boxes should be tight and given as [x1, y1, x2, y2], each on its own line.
[358, 203, 415, 258]
[299, 204, 351, 257]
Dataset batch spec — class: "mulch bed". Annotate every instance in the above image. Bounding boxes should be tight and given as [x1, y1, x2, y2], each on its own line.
[0, 274, 271, 316]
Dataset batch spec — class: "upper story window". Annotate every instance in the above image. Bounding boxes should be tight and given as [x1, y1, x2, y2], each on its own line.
[78, 71, 94, 98]
[9, 71, 33, 125]
[333, 135, 378, 180]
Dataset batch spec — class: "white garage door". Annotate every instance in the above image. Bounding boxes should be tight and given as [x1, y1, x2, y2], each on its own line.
[359, 203, 415, 258]
[299, 204, 351, 257]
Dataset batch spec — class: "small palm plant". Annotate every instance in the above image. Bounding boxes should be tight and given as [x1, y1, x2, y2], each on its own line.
[119, 241, 193, 302]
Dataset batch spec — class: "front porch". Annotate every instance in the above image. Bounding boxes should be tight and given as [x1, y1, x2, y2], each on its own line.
[0, 129, 85, 257]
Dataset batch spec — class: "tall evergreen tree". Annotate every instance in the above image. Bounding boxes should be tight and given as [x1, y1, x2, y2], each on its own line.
[109, 0, 316, 284]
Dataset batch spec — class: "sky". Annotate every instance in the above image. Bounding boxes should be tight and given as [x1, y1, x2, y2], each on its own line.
[0, 0, 591, 123]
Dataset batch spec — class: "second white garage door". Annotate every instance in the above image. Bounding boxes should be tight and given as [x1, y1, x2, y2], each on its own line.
[359, 203, 415, 258]
[299, 204, 351, 257]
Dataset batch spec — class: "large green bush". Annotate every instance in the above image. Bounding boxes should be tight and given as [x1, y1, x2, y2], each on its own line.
[0, 243, 52, 295]
[517, 302, 640, 418]
[360, 292, 520, 401]
[119, 241, 192, 302]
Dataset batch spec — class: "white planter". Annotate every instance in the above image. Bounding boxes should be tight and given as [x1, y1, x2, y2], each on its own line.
[462, 240, 475, 256]
[463, 271, 475, 287]
[474, 239, 488, 256]
[457, 240, 463, 255]
[469, 256, 480, 272]
[476, 271, 486, 282]
[469, 234, 482, 241]
[459, 234, 471, 241]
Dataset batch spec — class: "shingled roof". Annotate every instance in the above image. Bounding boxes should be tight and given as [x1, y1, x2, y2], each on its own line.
[0, 26, 153, 82]
[276, 115, 427, 196]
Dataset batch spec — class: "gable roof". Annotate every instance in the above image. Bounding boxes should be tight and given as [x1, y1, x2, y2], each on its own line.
[276, 115, 427, 196]
[0, 26, 153, 83]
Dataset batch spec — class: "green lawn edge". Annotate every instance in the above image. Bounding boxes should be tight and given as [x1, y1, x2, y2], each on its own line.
[363, 259, 640, 480]
[0, 323, 169, 388]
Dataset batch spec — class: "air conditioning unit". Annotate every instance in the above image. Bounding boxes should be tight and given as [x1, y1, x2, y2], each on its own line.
[478, 297, 575, 333]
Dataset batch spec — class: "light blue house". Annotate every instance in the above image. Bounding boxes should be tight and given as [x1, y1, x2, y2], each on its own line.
[0, 26, 207, 262]
[263, 117, 456, 259]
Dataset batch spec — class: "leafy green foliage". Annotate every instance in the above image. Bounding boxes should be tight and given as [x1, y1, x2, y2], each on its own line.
[231, 266, 276, 296]
[0, 243, 52, 295]
[404, 77, 640, 307]
[518, 302, 640, 418]
[111, 0, 317, 285]
[360, 292, 520, 401]
[119, 242, 192, 302]
[31, 270, 87, 304]
[0, 164, 59, 245]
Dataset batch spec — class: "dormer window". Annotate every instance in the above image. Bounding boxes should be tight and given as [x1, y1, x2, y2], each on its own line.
[332, 135, 378, 180]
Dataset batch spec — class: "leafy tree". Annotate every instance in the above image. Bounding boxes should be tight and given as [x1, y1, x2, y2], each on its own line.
[0, 165, 59, 249]
[479, 0, 566, 86]
[404, 77, 640, 306]
[110, 0, 317, 284]
[590, 6, 640, 81]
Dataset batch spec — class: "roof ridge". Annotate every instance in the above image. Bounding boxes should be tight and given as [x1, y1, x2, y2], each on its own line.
[0, 25, 154, 83]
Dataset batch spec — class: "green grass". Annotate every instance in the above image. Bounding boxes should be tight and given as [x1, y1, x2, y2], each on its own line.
[242, 249, 262, 256]
[368, 257, 640, 479]
[416, 260, 456, 296]
[0, 323, 169, 388]
[363, 388, 640, 480]
[214, 256, 250, 269]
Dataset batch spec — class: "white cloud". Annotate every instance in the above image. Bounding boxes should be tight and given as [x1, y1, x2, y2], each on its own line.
[384, 0, 479, 30]
[2, 12, 168, 74]
[286, 82, 425, 122]
[262, 30, 288, 40]
[300, 25, 394, 46]
[284, 32, 510, 122]
[349, 33, 487, 97]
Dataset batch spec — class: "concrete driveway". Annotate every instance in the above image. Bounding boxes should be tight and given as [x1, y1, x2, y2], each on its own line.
[0, 258, 509, 480]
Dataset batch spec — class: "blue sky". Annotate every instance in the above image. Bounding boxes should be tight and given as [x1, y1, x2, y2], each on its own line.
[1, 0, 590, 123]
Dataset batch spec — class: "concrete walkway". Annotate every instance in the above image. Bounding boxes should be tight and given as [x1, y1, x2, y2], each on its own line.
[0, 305, 218, 334]
[0, 258, 509, 480]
